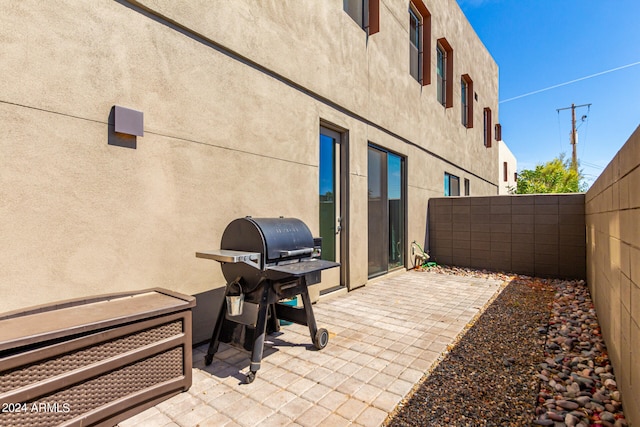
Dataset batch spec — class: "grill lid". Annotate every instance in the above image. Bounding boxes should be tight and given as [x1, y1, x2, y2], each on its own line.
[198, 217, 339, 293]
[220, 217, 314, 264]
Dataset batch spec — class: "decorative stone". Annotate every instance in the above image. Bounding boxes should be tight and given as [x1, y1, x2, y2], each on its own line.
[556, 400, 579, 410]
[600, 411, 616, 423]
[575, 396, 590, 406]
[565, 413, 579, 427]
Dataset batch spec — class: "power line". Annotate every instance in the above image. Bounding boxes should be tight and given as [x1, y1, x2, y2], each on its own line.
[500, 61, 640, 103]
[581, 161, 604, 170]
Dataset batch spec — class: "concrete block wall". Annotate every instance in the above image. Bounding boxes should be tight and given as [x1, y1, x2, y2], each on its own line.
[585, 125, 640, 426]
[429, 193, 586, 279]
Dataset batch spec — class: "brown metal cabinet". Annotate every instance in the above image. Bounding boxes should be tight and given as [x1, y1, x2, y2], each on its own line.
[0, 288, 195, 427]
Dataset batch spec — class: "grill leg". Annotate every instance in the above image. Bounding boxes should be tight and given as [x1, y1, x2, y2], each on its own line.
[299, 287, 318, 340]
[267, 303, 280, 334]
[249, 285, 271, 378]
[205, 295, 227, 365]
[300, 278, 329, 350]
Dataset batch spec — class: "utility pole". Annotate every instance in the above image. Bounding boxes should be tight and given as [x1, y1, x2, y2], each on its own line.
[557, 103, 591, 171]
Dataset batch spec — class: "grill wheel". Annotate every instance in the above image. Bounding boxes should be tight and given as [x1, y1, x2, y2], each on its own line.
[313, 328, 329, 350]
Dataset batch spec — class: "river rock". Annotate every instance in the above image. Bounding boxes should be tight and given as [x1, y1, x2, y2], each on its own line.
[565, 413, 580, 427]
[557, 400, 579, 410]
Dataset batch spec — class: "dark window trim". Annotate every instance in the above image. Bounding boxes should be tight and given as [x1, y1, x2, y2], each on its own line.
[343, 0, 379, 35]
[369, 0, 380, 34]
[483, 107, 492, 148]
[410, 0, 431, 86]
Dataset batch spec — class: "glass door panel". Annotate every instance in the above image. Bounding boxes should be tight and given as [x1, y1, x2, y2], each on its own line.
[368, 146, 405, 278]
[388, 153, 404, 269]
[367, 147, 386, 277]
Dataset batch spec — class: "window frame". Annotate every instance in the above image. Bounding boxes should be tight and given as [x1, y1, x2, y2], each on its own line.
[409, 0, 431, 86]
[343, 0, 379, 34]
[436, 38, 453, 108]
[461, 74, 473, 128]
[483, 107, 492, 148]
[436, 44, 445, 104]
[444, 172, 460, 197]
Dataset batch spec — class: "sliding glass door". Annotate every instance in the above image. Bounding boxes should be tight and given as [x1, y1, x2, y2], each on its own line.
[368, 145, 405, 277]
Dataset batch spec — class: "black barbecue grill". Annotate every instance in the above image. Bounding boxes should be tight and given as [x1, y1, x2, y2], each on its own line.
[196, 217, 339, 383]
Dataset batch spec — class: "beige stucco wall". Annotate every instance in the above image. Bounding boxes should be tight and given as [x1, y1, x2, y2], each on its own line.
[498, 140, 518, 194]
[0, 0, 499, 324]
[585, 125, 640, 426]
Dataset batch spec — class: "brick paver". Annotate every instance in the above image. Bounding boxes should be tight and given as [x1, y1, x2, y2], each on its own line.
[117, 270, 502, 426]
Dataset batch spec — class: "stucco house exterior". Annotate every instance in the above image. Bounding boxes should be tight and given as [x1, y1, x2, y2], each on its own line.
[1, 0, 500, 342]
[498, 140, 518, 194]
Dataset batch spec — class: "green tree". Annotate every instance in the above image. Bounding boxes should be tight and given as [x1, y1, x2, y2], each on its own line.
[516, 154, 586, 194]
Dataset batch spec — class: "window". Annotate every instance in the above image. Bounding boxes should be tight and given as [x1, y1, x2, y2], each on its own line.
[344, 0, 379, 34]
[436, 38, 453, 107]
[409, 6, 421, 82]
[436, 45, 444, 103]
[495, 123, 502, 141]
[464, 178, 470, 196]
[461, 74, 473, 128]
[514, 172, 518, 182]
[444, 173, 460, 196]
[503, 162, 508, 182]
[408, 1, 431, 85]
[483, 107, 492, 147]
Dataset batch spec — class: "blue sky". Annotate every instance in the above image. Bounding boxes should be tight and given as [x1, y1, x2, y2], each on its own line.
[456, 0, 640, 188]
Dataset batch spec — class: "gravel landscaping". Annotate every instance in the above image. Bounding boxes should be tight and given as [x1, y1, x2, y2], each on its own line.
[385, 266, 628, 427]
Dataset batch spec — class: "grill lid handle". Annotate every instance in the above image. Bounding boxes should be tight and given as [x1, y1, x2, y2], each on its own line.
[279, 248, 313, 258]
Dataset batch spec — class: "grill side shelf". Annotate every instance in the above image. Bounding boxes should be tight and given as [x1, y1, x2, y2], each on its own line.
[266, 259, 340, 276]
[196, 250, 261, 269]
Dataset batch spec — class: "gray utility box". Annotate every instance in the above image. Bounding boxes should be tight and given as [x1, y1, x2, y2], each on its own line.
[0, 288, 195, 427]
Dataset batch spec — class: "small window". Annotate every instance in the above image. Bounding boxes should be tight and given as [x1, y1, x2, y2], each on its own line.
[344, 0, 379, 34]
[464, 178, 470, 196]
[409, 1, 431, 85]
[461, 74, 473, 128]
[503, 162, 508, 182]
[444, 172, 460, 196]
[483, 107, 492, 147]
[436, 38, 453, 108]
[495, 123, 502, 141]
[409, 6, 421, 82]
[436, 45, 445, 104]
[514, 172, 518, 182]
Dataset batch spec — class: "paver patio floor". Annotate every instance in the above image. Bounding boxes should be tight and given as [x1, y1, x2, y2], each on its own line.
[118, 270, 503, 427]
